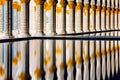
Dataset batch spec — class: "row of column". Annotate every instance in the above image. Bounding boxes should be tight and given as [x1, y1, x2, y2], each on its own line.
[0, 0, 120, 36]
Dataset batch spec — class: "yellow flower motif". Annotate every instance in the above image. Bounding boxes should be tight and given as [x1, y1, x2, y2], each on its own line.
[96, 6, 101, 12]
[106, 49, 110, 54]
[59, 62, 64, 70]
[75, 57, 82, 64]
[17, 5, 21, 12]
[18, 72, 25, 80]
[12, 1, 18, 9]
[44, 0, 56, 11]
[44, 58, 47, 65]
[67, 59, 74, 67]
[0, 66, 5, 76]
[83, 6, 88, 16]
[56, 46, 62, 54]
[83, 4, 89, 10]
[68, 1, 75, 9]
[12, 57, 18, 65]
[34, 68, 42, 78]
[90, 5, 95, 15]
[101, 6, 106, 12]
[91, 5, 96, 11]
[47, 56, 51, 62]
[75, 2, 83, 12]
[90, 53, 95, 59]
[66, 10, 70, 14]
[83, 55, 89, 62]
[101, 50, 105, 55]
[44, 56, 51, 65]
[110, 8, 114, 14]
[106, 10, 109, 16]
[17, 51, 21, 60]
[34, 0, 44, 5]
[107, 7, 111, 12]
[96, 51, 100, 57]
[56, 6, 62, 13]
[48, 65, 54, 73]
[59, 0, 66, 7]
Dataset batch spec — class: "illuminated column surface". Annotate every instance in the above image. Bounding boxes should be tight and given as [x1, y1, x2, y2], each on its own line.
[115, 0, 119, 74]
[106, 32, 111, 79]
[30, 40, 43, 80]
[75, 0, 82, 33]
[56, 0, 66, 34]
[96, 0, 101, 31]
[101, 32, 106, 80]
[83, 0, 89, 32]
[114, 0, 119, 75]
[66, 0, 75, 34]
[110, 32, 115, 77]
[44, 0, 56, 35]
[115, 0, 118, 30]
[106, 0, 110, 30]
[101, 1, 106, 79]
[75, 40, 82, 80]
[29, 0, 36, 36]
[110, 0, 114, 30]
[89, 34, 95, 80]
[96, 33, 101, 80]
[89, 0, 95, 32]
[101, 0, 106, 31]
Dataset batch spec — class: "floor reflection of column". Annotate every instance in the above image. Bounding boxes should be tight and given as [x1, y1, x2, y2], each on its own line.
[106, 32, 110, 79]
[101, 33, 106, 80]
[0, 43, 8, 80]
[110, 32, 115, 77]
[89, 34, 95, 80]
[115, 31, 119, 75]
[44, 40, 55, 80]
[75, 40, 82, 80]
[96, 34, 101, 80]
[66, 40, 74, 80]
[16, 41, 29, 80]
[30, 40, 43, 80]
[56, 40, 65, 80]
[83, 40, 89, 80]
